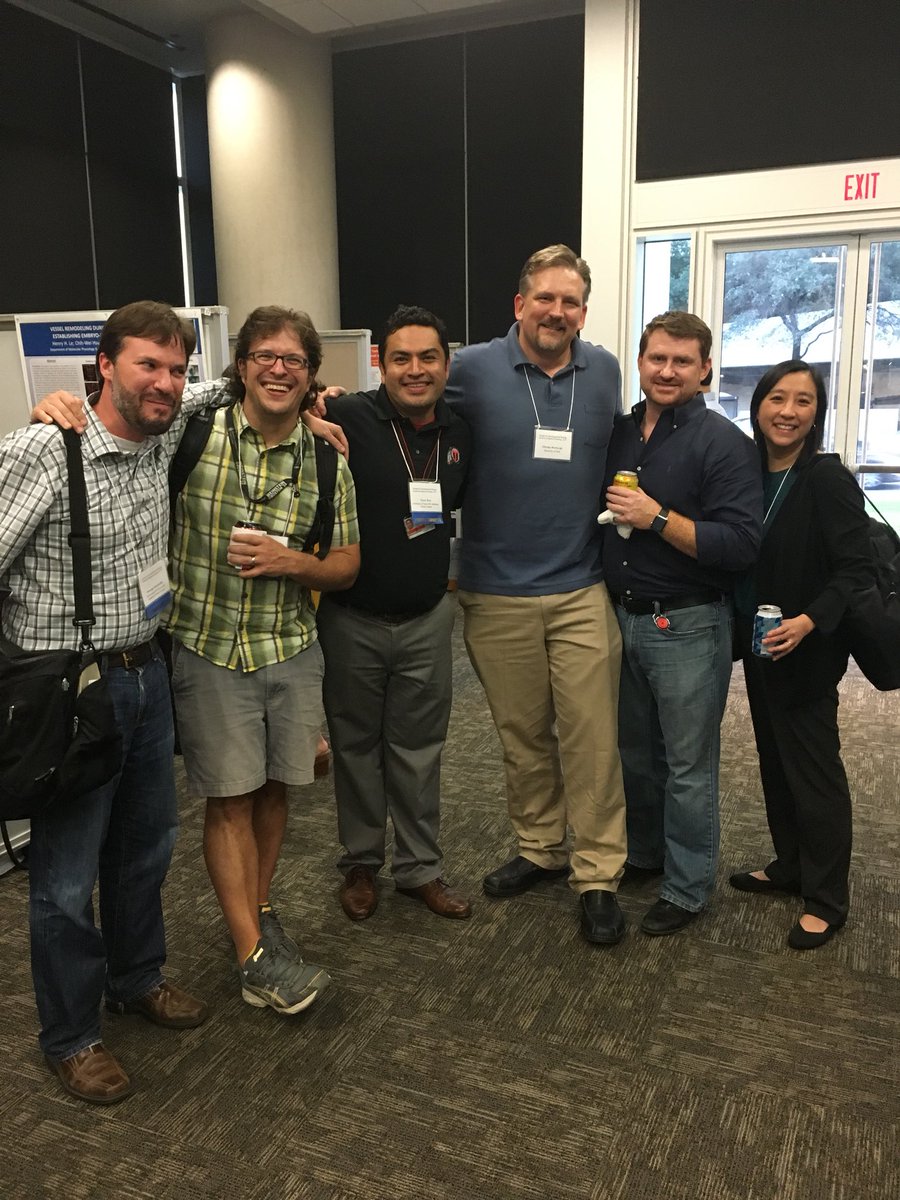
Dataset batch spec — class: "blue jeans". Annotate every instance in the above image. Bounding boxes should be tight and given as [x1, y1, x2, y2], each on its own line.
[28, 654, 178, 1060]
[616, 600, 732, 911]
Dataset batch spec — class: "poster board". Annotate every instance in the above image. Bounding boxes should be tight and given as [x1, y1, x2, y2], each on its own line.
[13, 306, 231, 412]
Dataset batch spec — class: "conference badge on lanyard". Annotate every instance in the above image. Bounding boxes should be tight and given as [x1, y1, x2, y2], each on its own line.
[532, 428, 573, 460]
[525, 364, 575, 461]
[138, 558, 173, 619]
[408, 480, 444, 526]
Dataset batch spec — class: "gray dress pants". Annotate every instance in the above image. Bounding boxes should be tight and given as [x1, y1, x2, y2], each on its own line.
[317, 594, 456, 888]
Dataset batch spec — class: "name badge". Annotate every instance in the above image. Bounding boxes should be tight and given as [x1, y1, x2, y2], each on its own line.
[533, 428, 573, 461]
[138, 558, 173, 619]
[408, 480, 444, 525]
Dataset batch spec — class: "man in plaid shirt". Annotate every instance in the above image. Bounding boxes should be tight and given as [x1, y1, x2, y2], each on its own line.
[1, 302, 209, 1105]
[165, 306, 359, 1018]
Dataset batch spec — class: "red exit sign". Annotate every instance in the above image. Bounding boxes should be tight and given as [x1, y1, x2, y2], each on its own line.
[844, 171, 880, 201]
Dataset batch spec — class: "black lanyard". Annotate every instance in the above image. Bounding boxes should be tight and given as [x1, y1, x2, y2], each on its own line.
[225, 405, 304, 508]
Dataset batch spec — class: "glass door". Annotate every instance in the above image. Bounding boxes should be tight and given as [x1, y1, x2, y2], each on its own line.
[855, 238, 900, 523]
[711, 233, 900, 528]
[715, 238, 852, 447]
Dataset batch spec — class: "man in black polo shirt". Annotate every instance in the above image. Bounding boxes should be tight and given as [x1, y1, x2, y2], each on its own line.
[316, 306, 472, 921]
[601, 311, 762, 936]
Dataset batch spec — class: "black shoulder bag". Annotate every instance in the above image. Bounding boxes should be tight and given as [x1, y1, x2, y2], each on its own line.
[0, 430, 123, 865]
[839, 490, 900, 691]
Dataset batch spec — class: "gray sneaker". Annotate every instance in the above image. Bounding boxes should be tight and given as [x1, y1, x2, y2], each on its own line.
[240, 941, 331, 1015]
[258, 906, 302, 961]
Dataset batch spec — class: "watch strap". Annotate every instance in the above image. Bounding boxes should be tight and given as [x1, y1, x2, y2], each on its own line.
[651, 506, 670, 534]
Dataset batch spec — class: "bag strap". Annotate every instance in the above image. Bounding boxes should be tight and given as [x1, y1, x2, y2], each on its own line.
[1, 819, 28, 871]
[301, 436, 338, 559]
[861, 486, 892, 528]
[62, 428, 94, 651]
[168, 405, 220, 509]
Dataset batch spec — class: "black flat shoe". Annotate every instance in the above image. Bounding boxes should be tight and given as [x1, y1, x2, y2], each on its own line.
[579, 890, 626, 945]
[728, 870, 797, 894]
[641, 898, 699, 936]
[787, 919, 844, 950]
[482, 855, 569, 898]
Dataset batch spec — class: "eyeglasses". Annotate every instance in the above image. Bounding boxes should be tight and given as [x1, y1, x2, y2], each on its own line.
[245, 350, 310, 371]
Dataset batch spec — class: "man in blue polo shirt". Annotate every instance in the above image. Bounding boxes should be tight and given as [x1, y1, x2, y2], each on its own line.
[602, 311, 762, 935]
[445, 245, 628, 946]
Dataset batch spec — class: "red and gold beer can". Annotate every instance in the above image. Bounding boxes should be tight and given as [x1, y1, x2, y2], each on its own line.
[613, 470, 639, 489]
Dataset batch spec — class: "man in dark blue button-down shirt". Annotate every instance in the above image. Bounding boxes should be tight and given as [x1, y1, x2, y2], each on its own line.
[602, 311, 762, 936]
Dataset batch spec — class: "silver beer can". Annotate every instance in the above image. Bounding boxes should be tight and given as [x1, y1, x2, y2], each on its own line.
[752, 605, 783, 658]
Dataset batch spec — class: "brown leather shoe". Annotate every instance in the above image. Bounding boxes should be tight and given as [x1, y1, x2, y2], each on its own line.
[397, 877, 472, 919]
[339, 865, 378, 920]
[106, 980, 209, 1028]
[47, 1044, 134, 1105]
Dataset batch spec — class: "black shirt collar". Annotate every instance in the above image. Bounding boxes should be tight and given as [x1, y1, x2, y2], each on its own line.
[372, 383, 451, 430]
[630, 391, 706, 428]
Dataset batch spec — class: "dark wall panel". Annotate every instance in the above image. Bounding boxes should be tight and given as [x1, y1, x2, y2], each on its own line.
[637, 0, 900, 182]
[465, 17, 584, 343]
[333, 36, 466, 343]
[0, 4, 94, 310]
[81, 40, 183, 309]
[333, 17, 584, 347]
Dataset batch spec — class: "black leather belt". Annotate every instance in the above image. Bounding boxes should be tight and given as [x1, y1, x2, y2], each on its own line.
[102, 639, 156, 670]
[611, 590, 721, 615]
[341, 601, 434, 625]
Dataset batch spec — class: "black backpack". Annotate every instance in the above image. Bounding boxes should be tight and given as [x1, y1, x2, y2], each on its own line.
[840, 491, 900, 691]
[168, 403, 338, 558]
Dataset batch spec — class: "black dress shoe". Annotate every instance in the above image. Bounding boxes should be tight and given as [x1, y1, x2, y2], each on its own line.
[641, 898, 698, 936]
[729, 870, 799, 895]
[619, 862, 664, 888]
[579, 890, 625, 945]
[787, 919, 844, 950]
[482, 855, 568, 897]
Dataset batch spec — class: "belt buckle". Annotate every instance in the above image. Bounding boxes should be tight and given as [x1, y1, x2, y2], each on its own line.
[121, 647, 140, 670]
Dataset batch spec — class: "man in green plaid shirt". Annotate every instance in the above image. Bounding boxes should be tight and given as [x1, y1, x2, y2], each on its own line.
[167, 306, 359, 1016]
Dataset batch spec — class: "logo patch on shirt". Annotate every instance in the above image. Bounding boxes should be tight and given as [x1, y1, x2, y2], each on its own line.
[447, 446, 461, 465]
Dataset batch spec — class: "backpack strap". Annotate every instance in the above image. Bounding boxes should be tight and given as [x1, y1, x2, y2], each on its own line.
[168, 405, 220, 508]
[301, 436, 338, 560]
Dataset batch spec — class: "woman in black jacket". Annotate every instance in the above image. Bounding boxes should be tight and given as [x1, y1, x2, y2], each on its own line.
[729, 360, 873, 949]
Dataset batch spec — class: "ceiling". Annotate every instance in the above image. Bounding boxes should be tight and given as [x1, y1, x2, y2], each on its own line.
[10, 0, 576, 73]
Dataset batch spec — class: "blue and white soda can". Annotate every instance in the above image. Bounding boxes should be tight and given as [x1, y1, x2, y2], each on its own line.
[752, 605, 783, 658]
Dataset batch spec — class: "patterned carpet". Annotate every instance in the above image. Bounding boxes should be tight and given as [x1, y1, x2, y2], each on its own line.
[1, 608, 898, 1199]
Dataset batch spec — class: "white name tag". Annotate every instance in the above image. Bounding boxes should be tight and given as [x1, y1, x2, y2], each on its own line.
[533, 427, 573, 461]
[408, 480, 444, 525]
[138, 558, 172, 619]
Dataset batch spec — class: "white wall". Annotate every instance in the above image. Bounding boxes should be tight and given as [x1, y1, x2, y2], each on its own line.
[0, 324, 33, 438]
[205, 11, 340, 334]
[580, 0, 900, 407]
[580, 0, 633, 358]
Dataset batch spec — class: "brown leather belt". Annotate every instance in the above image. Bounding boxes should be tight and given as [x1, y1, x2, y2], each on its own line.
[102, 639, 157, 670]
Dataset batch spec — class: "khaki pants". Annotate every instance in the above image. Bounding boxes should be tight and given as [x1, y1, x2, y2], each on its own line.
[458, 583, 626, 892]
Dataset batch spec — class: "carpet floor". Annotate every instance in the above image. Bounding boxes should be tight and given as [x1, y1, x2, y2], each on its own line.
[1, 610, 897, 1199]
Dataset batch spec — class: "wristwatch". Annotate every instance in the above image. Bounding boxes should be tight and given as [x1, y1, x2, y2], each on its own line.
[650, 507, 670, 534]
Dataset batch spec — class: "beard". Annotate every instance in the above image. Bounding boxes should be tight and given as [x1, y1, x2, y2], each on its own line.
[111, 378, 181, 436]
